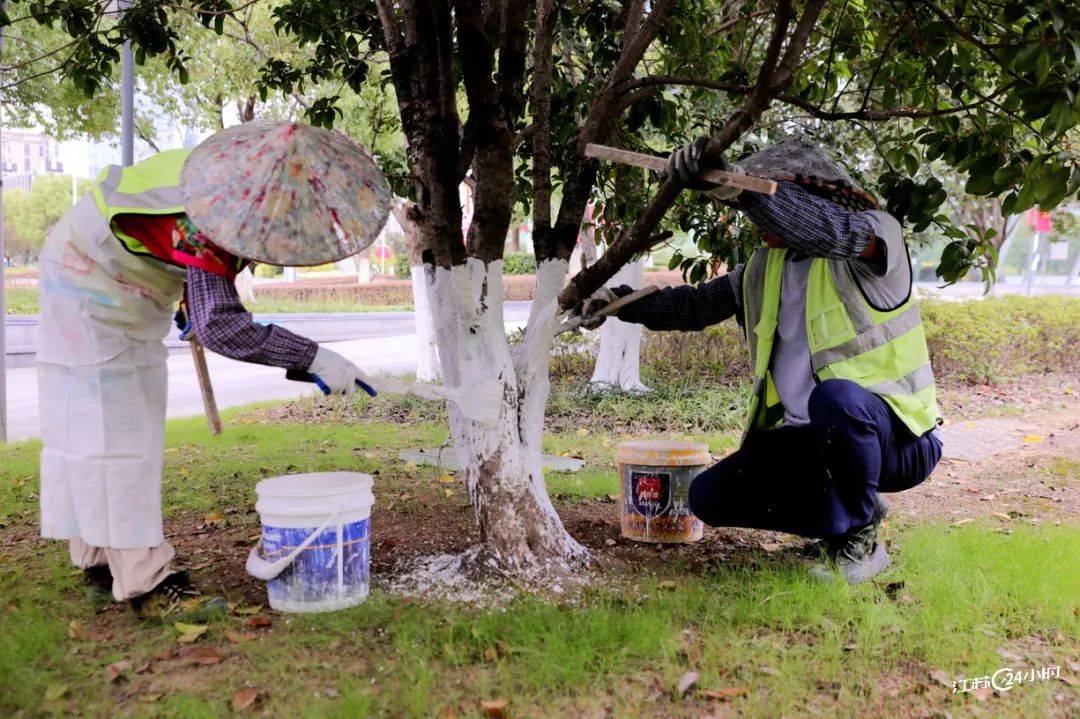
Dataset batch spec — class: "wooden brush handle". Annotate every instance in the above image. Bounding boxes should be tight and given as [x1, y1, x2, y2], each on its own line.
[584, 143, 776, 195]
[596, 285, 659, 316]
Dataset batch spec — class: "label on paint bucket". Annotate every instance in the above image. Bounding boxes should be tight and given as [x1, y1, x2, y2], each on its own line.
[630, 471, 672, 517]
[620, 463, 704, 544]
[261, 518, 371, 612]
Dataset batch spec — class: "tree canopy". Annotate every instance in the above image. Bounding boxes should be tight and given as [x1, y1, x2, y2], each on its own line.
[2, 1, 1078, 287]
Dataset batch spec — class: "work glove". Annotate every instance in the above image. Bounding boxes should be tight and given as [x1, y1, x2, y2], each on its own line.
[666, 136, 744, 200]
[570, 287, 619, 330]
[307, 346, 378, 397]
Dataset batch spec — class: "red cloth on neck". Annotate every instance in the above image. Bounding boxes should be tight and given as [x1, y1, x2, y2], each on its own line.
[113, 214, 237, 278]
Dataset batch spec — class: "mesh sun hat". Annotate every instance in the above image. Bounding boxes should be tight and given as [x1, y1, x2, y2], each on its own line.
[180, 121, 391, 266]
[739, 134, 879, 211]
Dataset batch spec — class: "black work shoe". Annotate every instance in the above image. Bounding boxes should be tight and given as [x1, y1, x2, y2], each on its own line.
[83, 565, 113, 604]
[805, 495, 890, 558]
[810, 521, 891, 585]
[130, 571, 226, 622]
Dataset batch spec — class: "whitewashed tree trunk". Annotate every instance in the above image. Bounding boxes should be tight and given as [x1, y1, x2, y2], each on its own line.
[410, 264, 441, 382]
[589, 258, 649, 394]
[427, 258, 589, 570]
[234, 266, 256, 305]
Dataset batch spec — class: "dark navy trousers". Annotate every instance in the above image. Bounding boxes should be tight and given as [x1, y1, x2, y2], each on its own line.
[689, 379, 943, 539]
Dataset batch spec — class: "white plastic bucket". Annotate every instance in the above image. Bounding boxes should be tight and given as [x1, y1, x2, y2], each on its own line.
[246, 472, 374, 613]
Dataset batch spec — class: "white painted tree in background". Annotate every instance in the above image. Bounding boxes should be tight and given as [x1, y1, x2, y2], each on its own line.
[589, 258, 650, 394]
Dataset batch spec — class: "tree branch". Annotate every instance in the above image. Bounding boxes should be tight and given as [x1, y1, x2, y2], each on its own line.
[558, 0, 829, 310]
[616, 75, 1018, 121]
[530, 0, 556, 256]
[546, 0, 679, 261]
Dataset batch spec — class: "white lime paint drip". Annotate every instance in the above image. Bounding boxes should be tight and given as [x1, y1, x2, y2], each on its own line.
[590, 258, 650, 393]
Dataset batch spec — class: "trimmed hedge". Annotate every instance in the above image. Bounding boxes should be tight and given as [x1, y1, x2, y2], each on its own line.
[920, 295, 1080, 383]
[627, 296, 1080, 387]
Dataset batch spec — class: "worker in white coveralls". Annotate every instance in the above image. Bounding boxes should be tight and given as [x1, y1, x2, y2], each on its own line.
[37, 123, 390, 619]
[574, 135, 942, 584]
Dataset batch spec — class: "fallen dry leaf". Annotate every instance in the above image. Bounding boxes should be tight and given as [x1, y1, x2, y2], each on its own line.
[677, 671, 700, 696]
[929, 669, 952, 688]
[759, 665, 781, 677]
[231, 604, 262, 616]
[702, 685, 749, 700]
[203, 512, 226, 524]
[224, 630, 258, 644]
[659, 580, 678, 589]
[1021, 434, 1044, 444]
[232, 687, 263, 712]
[990, 512, 1012, 522]
[67, 619, 87, 640]
[174, 622, 209, 644]
[179, 644, 223, 666]
[951, 518, 974, 527]
[244, 615, 272, 629]
[480, 698, 509, 717]
[106, 660, 132, 683]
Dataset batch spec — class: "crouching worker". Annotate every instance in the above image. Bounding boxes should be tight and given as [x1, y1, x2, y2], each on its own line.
[574, 135, 942, 583]
[37, 123, 390, 618]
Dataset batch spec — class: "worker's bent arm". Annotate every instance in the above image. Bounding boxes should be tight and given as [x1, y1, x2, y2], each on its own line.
[185, 267, 318, 370]
[609, 274, 739, 331]
[737, 180, 884, 263]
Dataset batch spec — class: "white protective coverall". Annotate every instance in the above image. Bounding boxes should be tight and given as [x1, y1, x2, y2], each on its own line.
[37, 194, 184, 599]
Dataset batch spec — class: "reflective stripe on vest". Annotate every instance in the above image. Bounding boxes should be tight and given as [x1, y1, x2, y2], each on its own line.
[742, 247, 940, 437]
[90, 149, 214, 279]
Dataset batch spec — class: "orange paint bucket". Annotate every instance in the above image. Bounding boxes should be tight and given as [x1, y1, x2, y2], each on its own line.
[616, 439, 710, 543]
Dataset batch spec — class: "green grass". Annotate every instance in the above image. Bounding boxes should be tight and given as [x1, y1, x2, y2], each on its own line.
[1, 404, 1076, 717]
[3, 285, 40, 314]
[0, 517, 1075, 716]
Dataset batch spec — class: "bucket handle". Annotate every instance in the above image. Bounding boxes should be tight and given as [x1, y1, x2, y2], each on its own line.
[245, 511, 339, 581]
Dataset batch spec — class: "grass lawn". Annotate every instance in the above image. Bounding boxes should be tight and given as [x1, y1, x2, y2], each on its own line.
[1, 401, 1077, 718]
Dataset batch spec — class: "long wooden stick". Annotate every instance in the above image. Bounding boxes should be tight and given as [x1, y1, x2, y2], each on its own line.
[189, 338, 223, 435]
[556, 285, 658, 334]
[584, 143, 777, 195]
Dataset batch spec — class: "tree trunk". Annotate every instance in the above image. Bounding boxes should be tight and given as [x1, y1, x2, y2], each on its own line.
[393, 200, 440, 381]
[508, 224, 521, 252]
[590, 258, 649, 393]
[427, 256, 589, 570]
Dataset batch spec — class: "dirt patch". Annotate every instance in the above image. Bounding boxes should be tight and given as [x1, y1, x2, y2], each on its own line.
[938, 372, 1079, 419]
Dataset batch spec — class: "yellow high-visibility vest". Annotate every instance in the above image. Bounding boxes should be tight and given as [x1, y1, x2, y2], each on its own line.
[741, 247, 941, 438]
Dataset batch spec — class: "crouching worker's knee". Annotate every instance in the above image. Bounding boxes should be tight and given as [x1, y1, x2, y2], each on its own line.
[808, 379, 869, 428]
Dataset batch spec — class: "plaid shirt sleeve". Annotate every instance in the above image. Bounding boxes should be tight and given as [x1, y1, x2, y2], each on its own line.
[611, 272, 740, 331]
[737, 179, 877, 259]
[185, 267, 318, 371]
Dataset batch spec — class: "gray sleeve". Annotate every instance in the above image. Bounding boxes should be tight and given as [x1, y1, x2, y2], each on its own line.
[849, 211, 912, 310]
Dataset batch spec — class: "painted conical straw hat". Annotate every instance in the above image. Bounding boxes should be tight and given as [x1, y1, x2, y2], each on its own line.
[180, 121, 391, 266]
[741, 134, 879, 211]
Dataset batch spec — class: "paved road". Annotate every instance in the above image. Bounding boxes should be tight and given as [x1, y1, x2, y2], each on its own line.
[3, 304, 533, 443]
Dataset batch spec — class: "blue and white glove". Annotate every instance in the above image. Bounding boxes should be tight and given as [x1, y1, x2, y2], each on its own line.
[307, 347, 378, 397]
